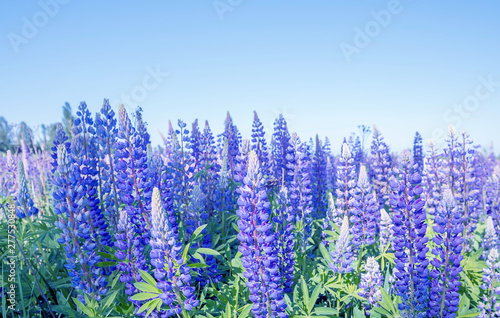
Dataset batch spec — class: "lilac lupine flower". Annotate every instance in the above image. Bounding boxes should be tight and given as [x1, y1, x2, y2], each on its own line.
[486, 167, 500, 230]
[369, 126, 392, 210]
[149, 187, 199, 316]
[94, 99, 120, 233]
[235, 139, 250, 182]
[482, 216, 499, 259]
[330, 215, 354, 274]
[52, 144, 108, 301]
[325, 155, 336, 194]
[190, 119, 203, 173]
[114, 209, 138, 296]
[199, 120, 220, 217]
[390, 150, 429, 317]
[114, 105, 150, 278]
[379, 208, 392, 252]
[352, 136, 363, 175]
[236, 151, 287, 317]
[15, 161, 38, 218]
[351, 165, 377, 249]
[288, 133, 313, 254]
[215, 138, 234, 216]
[428, 188, 464, 317]
[219, 112, 241, 182]
[50, 123, 69, 174]
[73, 102, 112, 249]
[478, 249, 500, 317]
[272, 114, 292, 187]
[310, 135, 328, 218]
[322, 192, 342, 245]
[251, 111, 270, 177]
[273, 186, 295, 293]
[359, 257, 383, 313]
[422, 139, 445, 217]
[413, 132, 423, 175]
[335, 142, 356, 223]
[4, 150, 17, 197]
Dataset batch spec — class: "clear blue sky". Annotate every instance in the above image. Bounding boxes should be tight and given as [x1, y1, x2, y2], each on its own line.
[1, 1, 499, 153]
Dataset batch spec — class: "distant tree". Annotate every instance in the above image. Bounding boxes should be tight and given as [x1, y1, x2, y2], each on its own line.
[62, 102, 74, 140]
[40, 123, 57, 151]
[0, 116, 13, 152]
[16, 121, 35, 150]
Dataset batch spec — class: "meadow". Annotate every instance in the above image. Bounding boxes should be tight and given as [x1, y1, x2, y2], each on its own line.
[0, 100, 498, 318]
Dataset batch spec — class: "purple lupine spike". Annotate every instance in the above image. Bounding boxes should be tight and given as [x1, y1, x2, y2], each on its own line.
[4, 150, 17, 197]
[190, 119, 202, 173]
[114, 105, 150, 283]
[251, 111, 270, 177]
[94, 99, 120, 233]
[114, 209, 139, 296]
[322, 192, 342, 246]
[478, 248, 500, 317]
[325, 155, 336, 194]
[273, 186, 295, 293]
[482, 217, 499, 259]
[369, 126, 392, 210]
[428, 188, 464, 317]
[335, 142, 356, 223]
[359, 257, 383, 313]
[422, 139, 445, 217]
[329, 215, 354, 274]
[235, 139, 250, 183]
[353, 136, 363, 175]
[14, 160, 38, 218]
[219, 112, 241, 182]
[52, 144, 107, 301]
[148, 187, 199, 316]
[272, 114, 292, 187]
[73, 102, 112, 249]
[486, 166, 500, 230]
[288, 133, 313, 254]
[390, 150, 429, 316]
[379, 208, 393, 252]
[413, 131, 423, 175]
[199, 120, 220, 217]
[50, 123, 69, 174]
[351, 165, 377, 249]
[215, 138, 233, 216]
[310, 135, 328, 219]
[236, 151, 287, 317]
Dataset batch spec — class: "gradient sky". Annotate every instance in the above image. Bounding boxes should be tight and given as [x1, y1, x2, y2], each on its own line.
[1, 1, 499, 153]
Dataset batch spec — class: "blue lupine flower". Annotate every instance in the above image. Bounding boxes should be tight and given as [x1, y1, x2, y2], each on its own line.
[15, 161, 38, 218]
[330, 215, 354, 274]
[390, 150, 429, 317]
[272, 114, 292, 187]
[486, 167, 500, 230]
[335, 142, 356, 224]
[273, 186, 295, 293]
[310, 135, 328, 219]
[198, 120, 220, 217]
[359, 257, 383, 313]
[369, 126, 392, 210]
[422, 139, 445, 217]
[413, 131, 423, 174]
[288, 133, 313, 254]
[149, 187, 199, 316]
[478, 248, 500, 317]
[236, 151, 288, 318]
[219, 112, 241, 182]
[251, 111, 270, 177]
[1, 150, 17, 197]
[428, 188, 464, 317]
[351, 165, 377, 249]
[322, 192, 342, 246]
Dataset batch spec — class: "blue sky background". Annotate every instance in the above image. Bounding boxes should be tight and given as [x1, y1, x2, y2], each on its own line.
[1, 1, 499, 153]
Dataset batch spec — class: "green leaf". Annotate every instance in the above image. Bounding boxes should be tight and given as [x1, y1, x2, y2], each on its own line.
[134, 282, 160, 294]
[104, 291, 118, 308]
[190, 224, 207, 243]
[309, 283, 321, 311]
[73, 298, 93, 317]
[97, 252, 120, 262]
[130, 293, 159, 301]
[301, 277, 310, 313]
[188, 263, 209, 268]
[96, 261, 118, 267]
[238, 304, 252, 318]
[313, 307, 339, 315]
[379, 288, 395, 313]
[138, 269, 157, 287]
[196, 247, 221, 256]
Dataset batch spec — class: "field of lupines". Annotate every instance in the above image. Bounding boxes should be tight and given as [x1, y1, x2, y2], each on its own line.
[1, 100, 500, 318]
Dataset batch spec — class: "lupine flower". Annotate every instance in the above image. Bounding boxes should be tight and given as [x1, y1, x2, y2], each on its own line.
[422, 139, 445, 217]
[390, 150, 429, 316]
[220, 112, 241, 181]
[288, 133, 313, 254]
[50, 123, 70, 174]
[272, 114, 292, 187]
[413, 131, 423, 175]
[359, 257, 383, 313]
[149, 187, 199, 316]
[335, 142, 356, 224]
[428, 188, 464, 317]
[322, 192, 342, 245]
[251, 111, 270, 177]
[482, 216, 499, 259]
[273, 186, 295, 293]
[486, 166, 500, 230]
[94, 99, 120, 233]
[198, 120, 220, 217]
[379, 208, 393, 253]
[310, 135, 328, 218]
[3, 150, 18, 197]
[15, 161, 38, 218]
[369, 126, 392, 210]
[352, 136, 363, 175]
[478, 249, 500, 317]
[330, 215, 354, 274]
[236, 151, 287, 317]
[325, 155, 336, 194]
[114, 209, 138, 296]
[351, 165, 377, 249]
